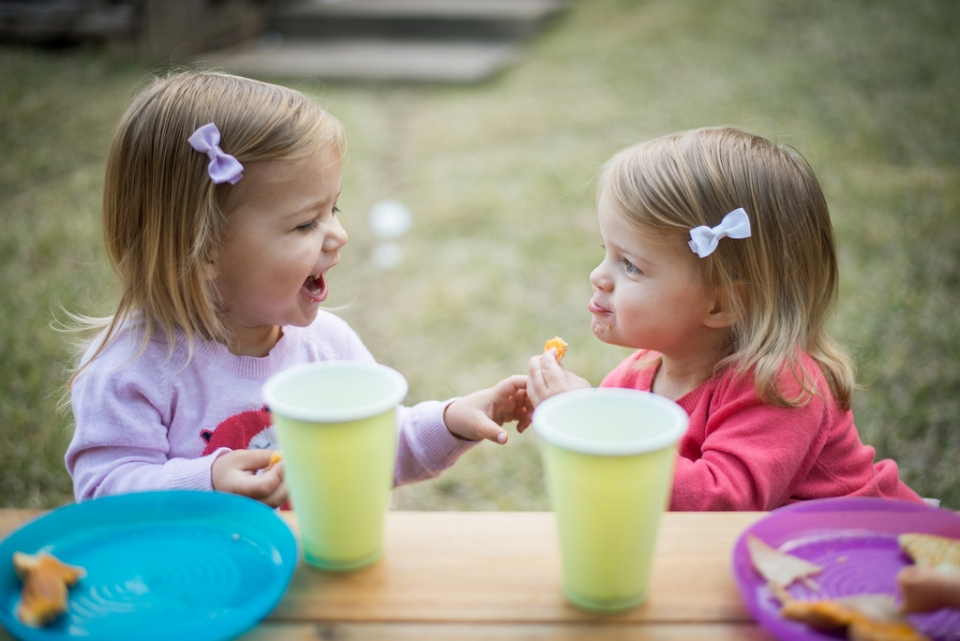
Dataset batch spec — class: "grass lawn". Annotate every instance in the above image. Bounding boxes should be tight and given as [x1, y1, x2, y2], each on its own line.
[1, 0, 958, 509]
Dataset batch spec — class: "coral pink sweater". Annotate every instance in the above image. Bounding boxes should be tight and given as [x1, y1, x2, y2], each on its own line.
[601, 350, 923, 511]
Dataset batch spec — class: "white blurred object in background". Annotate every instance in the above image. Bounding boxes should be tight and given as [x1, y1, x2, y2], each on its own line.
[369, 199, 412, 239]
[368, 200, 412, 270]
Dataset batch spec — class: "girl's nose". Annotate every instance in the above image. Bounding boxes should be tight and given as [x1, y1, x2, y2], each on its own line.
[323, 217, 348, 252]
[590, 263, 612, 291]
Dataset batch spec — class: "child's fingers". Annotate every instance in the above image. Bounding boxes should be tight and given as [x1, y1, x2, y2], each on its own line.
[230, 448, 275, 472]
[492, 374, 527, 397]
[527, 354, 562, 405]
[261, 459, 284, 480]
[485, 425, 508, 445]
[512, 387, 533, 415]
[532, 351, 563, 375]
[527, 354, 547, 384]
[245, 478, 287, 508]
[514, 391, 533, 431]
[899, 566, 960, 612]
[242, 466, 286, 505]
[473, 416, 509, 444]
[542, 350, 565, 373]
[515, 407, 532, 433]
[260, 481, 288, 509]
[492, 389, 527, 424]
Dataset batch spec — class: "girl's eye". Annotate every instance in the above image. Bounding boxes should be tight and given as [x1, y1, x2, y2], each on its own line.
[620, 258, 641, 275]
[295, 219, 319, 233]
[332, 206, 341, 215]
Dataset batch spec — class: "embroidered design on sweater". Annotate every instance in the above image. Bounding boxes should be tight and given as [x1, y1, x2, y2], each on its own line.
[200, 405, 277, 454]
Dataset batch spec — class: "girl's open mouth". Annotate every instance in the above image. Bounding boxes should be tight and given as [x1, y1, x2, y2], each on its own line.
[302, 273, 328, 302]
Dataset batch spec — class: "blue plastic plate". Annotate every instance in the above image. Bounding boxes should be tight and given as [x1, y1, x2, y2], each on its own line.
[0, 491, 298, 641]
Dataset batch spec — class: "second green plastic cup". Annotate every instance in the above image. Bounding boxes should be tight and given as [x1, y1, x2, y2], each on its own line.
[533, 388, 687, 612]
[262, 361, 407, 571]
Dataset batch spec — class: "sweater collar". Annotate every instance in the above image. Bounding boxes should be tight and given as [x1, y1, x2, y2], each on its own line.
[639, 353, 709, 413]
[193, 326, 300, 379]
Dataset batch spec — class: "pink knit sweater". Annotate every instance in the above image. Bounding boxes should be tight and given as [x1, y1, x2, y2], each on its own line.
[601, 350, 923, 511]
[67, 311, 475, 501]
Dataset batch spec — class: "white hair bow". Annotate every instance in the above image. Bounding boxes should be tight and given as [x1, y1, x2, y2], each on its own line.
[688, 207, 751, 258]
[188, 122, 244, 185]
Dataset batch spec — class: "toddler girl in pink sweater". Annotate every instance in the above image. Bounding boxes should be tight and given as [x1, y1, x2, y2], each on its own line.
[526, 127, 922, 510]
[66, 71, 528, 507]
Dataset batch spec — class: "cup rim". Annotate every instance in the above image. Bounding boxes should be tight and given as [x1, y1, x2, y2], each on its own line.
[533, 388, 688, 456]
[262, 361, 408, 422]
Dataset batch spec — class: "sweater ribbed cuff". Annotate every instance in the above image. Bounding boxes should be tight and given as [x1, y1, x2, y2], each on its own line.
[162, 450, 227, 491]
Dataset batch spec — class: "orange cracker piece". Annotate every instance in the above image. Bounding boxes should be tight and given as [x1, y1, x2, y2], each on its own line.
[543, 337, 568, 361]
[264, 451, 283, 472]
[780, 596, 929, 641]
[899, 533, 960, 570]
[13, 552, 85, 627]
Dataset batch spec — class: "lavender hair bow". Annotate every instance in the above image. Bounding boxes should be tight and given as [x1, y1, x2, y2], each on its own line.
[188, 122, 244, 185]
[688, 207, 752, 258]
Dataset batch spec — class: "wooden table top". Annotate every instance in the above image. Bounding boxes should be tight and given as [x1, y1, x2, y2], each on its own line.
[0, 510, 774, 640]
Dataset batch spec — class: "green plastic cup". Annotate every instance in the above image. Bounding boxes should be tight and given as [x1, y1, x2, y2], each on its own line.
[262, 361, 407, 571]
[533, 388, 687, 612]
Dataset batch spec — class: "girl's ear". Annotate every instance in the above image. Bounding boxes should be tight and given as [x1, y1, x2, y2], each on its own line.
[201, 250, 221, 281]
[704, 304, 737, 329]
[703, 281, 746, 329]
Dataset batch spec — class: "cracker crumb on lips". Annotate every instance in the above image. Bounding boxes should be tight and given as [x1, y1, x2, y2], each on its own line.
[588, 298, 613, 335]
[593, 323, 612, 335]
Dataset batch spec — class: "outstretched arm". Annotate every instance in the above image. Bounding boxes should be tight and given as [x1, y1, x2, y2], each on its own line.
[443, 375, 532, 443]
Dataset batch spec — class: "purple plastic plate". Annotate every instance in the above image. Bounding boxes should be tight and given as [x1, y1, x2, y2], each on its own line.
[731, 497, 960, 641]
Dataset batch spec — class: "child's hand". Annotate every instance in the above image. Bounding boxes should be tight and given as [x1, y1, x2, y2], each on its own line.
[211, 449, 288, 508]
[443, 375, 532, 444]
[898, 565, 960, 612]
[528, 349, 591, 407]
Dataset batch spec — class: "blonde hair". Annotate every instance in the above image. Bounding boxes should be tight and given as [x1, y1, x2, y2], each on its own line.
[600, 127, 854, 409]
[71, 70, 345, 381]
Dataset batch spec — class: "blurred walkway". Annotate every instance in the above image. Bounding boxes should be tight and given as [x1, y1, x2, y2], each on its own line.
[198, 0, 569, 83]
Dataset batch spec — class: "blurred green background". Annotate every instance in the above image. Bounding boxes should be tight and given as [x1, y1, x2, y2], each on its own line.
[1, 0, 958, 510]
